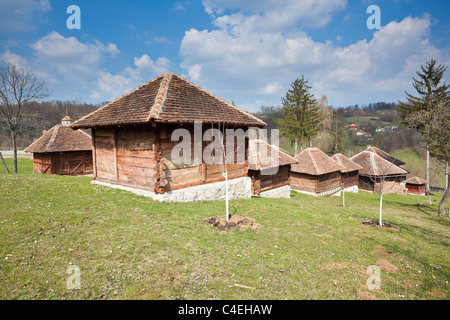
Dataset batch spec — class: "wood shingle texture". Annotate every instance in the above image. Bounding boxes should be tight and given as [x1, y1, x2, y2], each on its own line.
[350, 151, 408, 177]
[24, 125, 92, 153]
[248, 139, 297, 171]
[365, 146, 406, 166]
[71, 72, 266, 129]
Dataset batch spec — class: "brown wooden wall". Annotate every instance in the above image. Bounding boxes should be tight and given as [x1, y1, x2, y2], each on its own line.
[290, 172, 317, 193]
[33, 151, 93, 175]
[406, 184, 425, 195]
[92, 123, 249, 193]
[316, 171, 341, 192]
[359, 175, 406, 193]
[341, 171, 359, 188]
[291, 171, 341, 193]
[249, 165, 290, 195]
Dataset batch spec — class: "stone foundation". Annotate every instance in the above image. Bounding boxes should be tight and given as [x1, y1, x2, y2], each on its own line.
[257, 185, 291, 198]
[91, 176, 252, 202]
[343, 185, 359, 193]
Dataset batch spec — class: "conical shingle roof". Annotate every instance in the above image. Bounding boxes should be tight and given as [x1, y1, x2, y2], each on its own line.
[248, 139, 297, 171]
[331, 153, 363, 173]
[71, 72, 266, 129]
[291, 148, 344, 176]
[350, 151, 408, 176]
[24, 125, 92, 153]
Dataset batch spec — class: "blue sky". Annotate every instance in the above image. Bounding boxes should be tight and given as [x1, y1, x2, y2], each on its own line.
[1, 0, 449, 112]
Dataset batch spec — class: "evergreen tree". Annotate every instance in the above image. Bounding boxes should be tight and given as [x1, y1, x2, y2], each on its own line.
[397, 59, 450, 194]
[276, 75, 320, 154]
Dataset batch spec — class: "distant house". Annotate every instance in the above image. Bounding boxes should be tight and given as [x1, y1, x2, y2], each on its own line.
[348, 124, 358, 131]
[375, 126, 384, 132]
[70, 72, 266, 202]
[364, 132, 373, 139]
[24, 117, 93, 175]
[404, 176, 427, 195]
[356, 129, 365, 136]
[290, 148, 344, 196]
[331, 153, 362, 192]
[247, 139, 297, 198]
[350, 150, 407, 193]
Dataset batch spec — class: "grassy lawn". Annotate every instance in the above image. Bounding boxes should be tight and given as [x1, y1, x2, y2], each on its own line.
[0, 159, 449, 300]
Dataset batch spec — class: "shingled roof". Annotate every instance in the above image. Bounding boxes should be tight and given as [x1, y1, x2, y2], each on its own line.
[405, 176, 427, 185]
[350, 151, 408, 176]
[248, 139, 297, 171]
[331, 153, 363, 173]
[291, 148, 344, 176]
[365, 146, 405, 166]
[71, 72, 266, 129]
[24, 125, 92, 153]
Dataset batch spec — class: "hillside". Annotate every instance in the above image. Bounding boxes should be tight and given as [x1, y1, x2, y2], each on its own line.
[0, 158, 448, 300]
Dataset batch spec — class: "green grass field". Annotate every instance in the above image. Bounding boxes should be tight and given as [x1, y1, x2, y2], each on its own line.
[0, 159, 449, 300]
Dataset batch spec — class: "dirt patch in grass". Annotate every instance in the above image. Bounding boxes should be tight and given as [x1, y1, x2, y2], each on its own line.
[205, 215, 261, 231]
[425, 290, 446, 299]
[362, 220, 401, 231]
[357, 291, 379, 300]
[396, 237, 408, 243]
[376, 259, 399, 273]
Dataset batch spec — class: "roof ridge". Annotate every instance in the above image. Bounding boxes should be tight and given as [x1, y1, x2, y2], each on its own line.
[71, 75, 164, 128]
[148, 72, 172, 120]
[24, 125, 58, 153]
[307, 148, 321, 175]
[45, 125, 60, 152]
[169, 73, 266, 126]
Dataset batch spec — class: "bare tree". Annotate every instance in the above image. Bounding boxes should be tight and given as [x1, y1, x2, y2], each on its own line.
[0, 62, 50, 173]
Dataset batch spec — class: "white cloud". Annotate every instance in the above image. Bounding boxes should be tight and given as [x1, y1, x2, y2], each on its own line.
[0, 0, 51, 33]
[30, 31, 119, 83]
[180, 10, 450, 110]
[91, 54, 172, 101]
[202, 0, 347, 29]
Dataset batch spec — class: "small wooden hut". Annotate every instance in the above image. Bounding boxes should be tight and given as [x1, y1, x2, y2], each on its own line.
[331, 153, 362, 192]
[247, 139, 297, 198]
[350, 150, 407, 193]
[404, 176, 427, 195]
[290, 148, 344, 196]
[70, 72, 266, 202]
[24, 117, 93, 175]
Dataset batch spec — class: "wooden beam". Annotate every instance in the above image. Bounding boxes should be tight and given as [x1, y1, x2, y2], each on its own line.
[114, 127, 119, 181]
[92, 128, 97, 179]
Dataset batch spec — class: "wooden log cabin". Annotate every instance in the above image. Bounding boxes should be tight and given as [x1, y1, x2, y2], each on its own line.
[331, 153, 362, 192]
[247, 139, 297, 198]
[24, 117, 93, 175]
[70, 72, 266, 202]
[290, 148, 344, 196]
[350, 150, 407, 194]
[404, 176, 427, 195]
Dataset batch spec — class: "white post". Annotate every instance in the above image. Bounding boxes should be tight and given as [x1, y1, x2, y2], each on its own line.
[225, 171, 229, 221]
[342, 188, 345, 207]
[379, 194, 383, 227]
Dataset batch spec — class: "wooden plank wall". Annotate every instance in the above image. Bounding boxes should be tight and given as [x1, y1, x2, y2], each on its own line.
[290, 172, 317, 192]
[161, 124, 248, 191]
[33, 153, 52, 174]
[342, 171, 359, 188]
[92, 123, 249, 193]
[249, 165, 290, 195]
[316, 171, 341, 192]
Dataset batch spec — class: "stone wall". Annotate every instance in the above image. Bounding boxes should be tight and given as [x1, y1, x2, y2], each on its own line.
[258, 185, 291, 199]
[91, 176, 252, 202]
